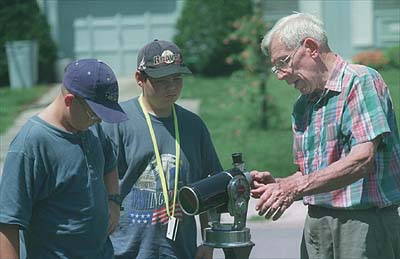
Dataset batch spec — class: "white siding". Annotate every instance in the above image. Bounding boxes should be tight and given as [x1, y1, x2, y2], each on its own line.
[74, 10, 180, 76]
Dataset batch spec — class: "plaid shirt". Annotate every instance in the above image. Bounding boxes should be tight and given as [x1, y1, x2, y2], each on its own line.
[292, 55, 400, 209]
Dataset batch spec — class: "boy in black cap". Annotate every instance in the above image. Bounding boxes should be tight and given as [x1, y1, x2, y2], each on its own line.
[0, 59, 127, 259]
[102, 40, 222, 259]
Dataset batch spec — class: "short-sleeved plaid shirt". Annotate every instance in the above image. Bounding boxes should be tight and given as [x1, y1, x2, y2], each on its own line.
[292, 55, 400, 209]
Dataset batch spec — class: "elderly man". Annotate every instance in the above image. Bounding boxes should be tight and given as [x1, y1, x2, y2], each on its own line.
[251, 13, 400, 259]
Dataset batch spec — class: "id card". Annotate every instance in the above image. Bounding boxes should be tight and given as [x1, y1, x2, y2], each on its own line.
[166, 216, 179, 241]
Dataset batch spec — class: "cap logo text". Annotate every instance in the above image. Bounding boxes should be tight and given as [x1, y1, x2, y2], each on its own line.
[153, 50, 182, 65]
[138, 57, 146, 70]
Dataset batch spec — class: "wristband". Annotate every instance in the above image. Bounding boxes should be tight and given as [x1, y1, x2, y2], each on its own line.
[108, 194, 124, 211]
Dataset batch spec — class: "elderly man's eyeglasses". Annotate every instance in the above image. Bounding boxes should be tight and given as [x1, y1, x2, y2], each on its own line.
[75, 96, 100, 121]
[271, 45, 301, 74]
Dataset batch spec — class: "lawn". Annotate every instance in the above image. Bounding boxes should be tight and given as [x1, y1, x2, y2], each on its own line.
[380, 69, 400, 125]
[181, 72, 298, 176]
[182, 68, 400, 177]
[0, 86, 50, 134]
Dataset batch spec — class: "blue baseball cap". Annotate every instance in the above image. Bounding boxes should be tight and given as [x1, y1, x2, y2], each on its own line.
[63, 59, 128, 123]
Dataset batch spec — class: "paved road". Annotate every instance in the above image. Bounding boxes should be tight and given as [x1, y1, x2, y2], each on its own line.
[199, 199, 307, 259]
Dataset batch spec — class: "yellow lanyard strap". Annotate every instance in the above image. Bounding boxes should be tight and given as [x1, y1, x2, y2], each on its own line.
[139, 95, 180, 217]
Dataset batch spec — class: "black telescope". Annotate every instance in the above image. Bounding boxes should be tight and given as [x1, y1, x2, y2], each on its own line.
[178, 153, 254, 259]
[178, 167, 245, 215]
[178, 153, 251, 216]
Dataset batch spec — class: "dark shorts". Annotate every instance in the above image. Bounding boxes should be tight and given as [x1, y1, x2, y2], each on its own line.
[301, 205, 400, 259]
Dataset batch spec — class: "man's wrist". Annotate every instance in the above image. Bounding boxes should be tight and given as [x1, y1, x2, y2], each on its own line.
[108, 194, 124, 211]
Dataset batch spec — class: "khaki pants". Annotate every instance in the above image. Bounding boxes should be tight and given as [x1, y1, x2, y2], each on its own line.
[301, 205, 400, 259]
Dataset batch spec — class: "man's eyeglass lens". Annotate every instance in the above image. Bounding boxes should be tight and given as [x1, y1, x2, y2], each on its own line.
[271, 45, 301, 73]
[271, 57, 291, 73]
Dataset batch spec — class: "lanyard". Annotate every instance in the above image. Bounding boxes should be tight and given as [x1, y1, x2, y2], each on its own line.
[138, 95, 180, 217]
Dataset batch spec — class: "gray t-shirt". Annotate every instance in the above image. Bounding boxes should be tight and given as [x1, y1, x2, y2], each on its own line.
[0, 116, 116, 259]
[102, 97, 222, 259]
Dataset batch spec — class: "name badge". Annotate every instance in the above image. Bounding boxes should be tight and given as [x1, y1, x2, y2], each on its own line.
[166, 216, 179, 241]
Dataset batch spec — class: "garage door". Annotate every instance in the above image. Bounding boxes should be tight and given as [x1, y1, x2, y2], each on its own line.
[74, 11, 178, 76]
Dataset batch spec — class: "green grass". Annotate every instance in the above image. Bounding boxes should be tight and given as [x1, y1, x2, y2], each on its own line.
[182, 68, 400, 177]
[379, 69, 400, 130]
[182, 72, 298, 176]
[0, 86, 50, 134]
[248, 214, 269, 222]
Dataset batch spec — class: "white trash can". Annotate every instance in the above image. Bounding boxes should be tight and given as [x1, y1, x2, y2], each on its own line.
[5, 40, 38, 88]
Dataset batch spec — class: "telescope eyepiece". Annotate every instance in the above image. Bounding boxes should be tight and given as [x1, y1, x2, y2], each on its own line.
[231, 153, 243, 164]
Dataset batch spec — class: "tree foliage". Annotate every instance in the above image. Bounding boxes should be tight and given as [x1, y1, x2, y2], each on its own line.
[174, 0, 252, 76]
[224, 3, 272, 129]
[385, 46, 400, 69]
[224, 12, 270, 74]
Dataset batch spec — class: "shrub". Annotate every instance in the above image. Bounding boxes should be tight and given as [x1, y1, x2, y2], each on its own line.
[174, 0, 252, 76]
[352, 50, 389, 70]
[0, 0, 57, 86]
[385, 46, 400, 69]
[224, 4, 273, 129]
[224, 11, 271, 74]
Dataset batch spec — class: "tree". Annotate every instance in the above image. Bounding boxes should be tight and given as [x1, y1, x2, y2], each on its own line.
[174, 0, 252, 76]
[224, 1, 272, 129]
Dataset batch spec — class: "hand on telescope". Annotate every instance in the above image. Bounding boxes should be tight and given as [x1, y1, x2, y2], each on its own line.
[251, 170, 277, 184]
[195, 244, 213, 259]
[250, 171, 299, 221]
[249, 170, 277, 198]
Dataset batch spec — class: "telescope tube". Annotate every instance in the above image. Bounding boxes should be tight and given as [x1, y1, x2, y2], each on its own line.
[178, 168, 244, 216]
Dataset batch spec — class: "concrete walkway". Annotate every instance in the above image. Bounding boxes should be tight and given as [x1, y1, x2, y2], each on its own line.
[0, 76, 307, 259]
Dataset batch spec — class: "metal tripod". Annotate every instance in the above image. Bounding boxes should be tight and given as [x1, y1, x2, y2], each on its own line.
[203, 174, 254, 259]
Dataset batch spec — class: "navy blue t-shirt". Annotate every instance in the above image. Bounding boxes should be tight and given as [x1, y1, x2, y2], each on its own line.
[102, 97, 223, 259]
[0, 116, 116, 259]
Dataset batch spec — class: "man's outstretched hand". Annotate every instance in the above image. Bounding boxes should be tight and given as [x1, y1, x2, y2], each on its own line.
[250, 170, 298, 221]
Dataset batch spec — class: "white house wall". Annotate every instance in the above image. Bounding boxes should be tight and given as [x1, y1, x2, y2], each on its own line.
[74, 12, 178, 76]
[39, 0, 399, 76]
[38, 0, 182, 77]
[299, 0, 322, 18]
[375, 9, 400, 47]
[263, 0, 399, 60]
[351, 0, 374, 48]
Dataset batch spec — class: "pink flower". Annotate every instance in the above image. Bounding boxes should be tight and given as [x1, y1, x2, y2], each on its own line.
[225, 57, 234, 65]
[235, 129, 241, 137]
[233, 21, 241, 29]
[352, 50, 389, 68]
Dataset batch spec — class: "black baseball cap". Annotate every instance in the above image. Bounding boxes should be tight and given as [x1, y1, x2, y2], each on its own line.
[63, 59, 128, 123]
[137, 39, 192, 78]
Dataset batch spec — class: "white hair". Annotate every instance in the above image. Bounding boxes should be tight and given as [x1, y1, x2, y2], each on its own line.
[261, 12, 328, 55]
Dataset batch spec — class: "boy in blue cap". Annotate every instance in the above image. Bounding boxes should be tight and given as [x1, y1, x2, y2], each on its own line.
[0, 59, 127, 259]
